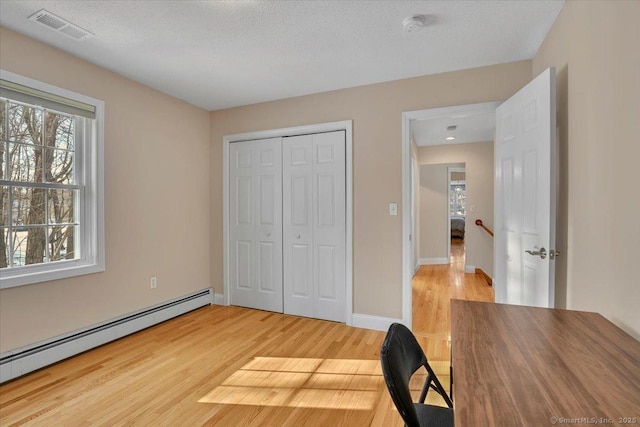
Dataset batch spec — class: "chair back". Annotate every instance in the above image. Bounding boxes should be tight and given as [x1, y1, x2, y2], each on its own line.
[380, 323, 428, 427]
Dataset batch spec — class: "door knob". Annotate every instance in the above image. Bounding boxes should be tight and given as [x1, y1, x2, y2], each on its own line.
[525, 247, 547, 259]
[266, 232, 271, 237]
[296, 234, 301, 239]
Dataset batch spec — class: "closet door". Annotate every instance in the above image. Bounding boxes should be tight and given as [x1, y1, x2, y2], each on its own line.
[282, 136, 314, 317]
[229, 138, 283, 313]
[283, 131, 346, 322]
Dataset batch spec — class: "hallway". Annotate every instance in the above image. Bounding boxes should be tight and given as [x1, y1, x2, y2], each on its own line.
[412, 239, 494, 361]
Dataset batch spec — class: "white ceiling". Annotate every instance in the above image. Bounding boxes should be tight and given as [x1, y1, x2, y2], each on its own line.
[0, 1, 564, 111]
[412, 110, 496, 147]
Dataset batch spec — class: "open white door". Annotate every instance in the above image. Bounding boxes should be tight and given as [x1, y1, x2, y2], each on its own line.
[495, 68, 557, 308]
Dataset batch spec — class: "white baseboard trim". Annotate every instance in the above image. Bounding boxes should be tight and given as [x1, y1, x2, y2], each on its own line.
[213, 293, 226, 305]
[0, 288, 213, 384]
[464, 265, 476, 273]
[351, 313, 402, 332]
[419, 257, 450, 265]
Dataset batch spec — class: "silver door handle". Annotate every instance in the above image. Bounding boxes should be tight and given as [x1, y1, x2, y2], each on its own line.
[525, 247, 547, 259]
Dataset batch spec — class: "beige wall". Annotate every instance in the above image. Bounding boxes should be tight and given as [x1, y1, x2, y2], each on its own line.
[418, 164, 451, 260]
[418, 142, 494, 276]
[0, 28, 211, 352]
[533, 1, 640, 338]
[210, 62, 531, 318]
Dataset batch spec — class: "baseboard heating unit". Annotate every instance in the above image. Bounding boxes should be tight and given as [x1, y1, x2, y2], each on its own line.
[0, 288, 213, 383]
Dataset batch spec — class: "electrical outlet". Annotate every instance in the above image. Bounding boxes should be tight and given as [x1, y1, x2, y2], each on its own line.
[150, 276, 157, 289]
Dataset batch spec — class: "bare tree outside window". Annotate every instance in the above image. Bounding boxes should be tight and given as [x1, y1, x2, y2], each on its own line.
[1, 99, 78, 269]
[450, 183, 466, 217]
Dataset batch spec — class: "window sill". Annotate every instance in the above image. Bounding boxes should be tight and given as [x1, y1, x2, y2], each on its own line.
[0, 260, 105, 289]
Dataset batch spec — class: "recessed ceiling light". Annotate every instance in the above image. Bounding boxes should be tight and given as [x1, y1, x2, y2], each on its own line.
[446, 136, 456, 141]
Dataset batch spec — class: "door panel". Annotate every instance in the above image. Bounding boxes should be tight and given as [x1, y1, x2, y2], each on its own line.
[495, 68, 556, 307]
[283, 135, 314, 316]
[229, 138, 283, 312]
[260, 176, 275, 224]
[317, 143, 334, 164]
[236, 176, 252, 225]
[313, 131, 346, 322]
[291, 244, 311, 297]
[523, 150, 538, 233]
[502, 158, 514, 231]
[291, 176, 309, 226]
[312, 131, 346, 322]
[317, 175, 336, 226]
[236, 241, 251, 289]
[317, 245, 336, 299]
[258, 241, 275, 292]
[260, 146, 275, 166]
[283, 131, 346, 322]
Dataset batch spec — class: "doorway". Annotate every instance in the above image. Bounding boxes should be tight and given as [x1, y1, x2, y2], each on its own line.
[448, 166, 466, 265]
[404, 68, 557, 328]
[401, 101, 500, 327]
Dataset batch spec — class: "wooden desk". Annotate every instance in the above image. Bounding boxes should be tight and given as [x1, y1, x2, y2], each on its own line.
[451, 300, 640, 426]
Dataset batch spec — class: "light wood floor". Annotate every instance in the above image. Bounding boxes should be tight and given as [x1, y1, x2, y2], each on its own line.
[412, 239, 495, 361]
[0, 239, 493, 426]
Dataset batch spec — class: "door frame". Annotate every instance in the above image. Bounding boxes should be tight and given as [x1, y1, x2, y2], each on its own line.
[223, 120, 354, 325]
[411, 156, 419, 274]
[448, 165, 466, 264]
[401, 102, 501, 328]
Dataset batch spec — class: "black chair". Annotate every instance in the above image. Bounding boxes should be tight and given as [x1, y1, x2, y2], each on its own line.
[380, 323, 453, 427]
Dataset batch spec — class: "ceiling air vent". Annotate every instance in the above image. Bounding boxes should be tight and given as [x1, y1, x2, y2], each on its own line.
[28, 9, 94, 41]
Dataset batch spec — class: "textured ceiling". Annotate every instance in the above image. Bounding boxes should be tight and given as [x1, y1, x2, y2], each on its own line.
[0, 1, 564, 111]
[412, 110, 496, 147]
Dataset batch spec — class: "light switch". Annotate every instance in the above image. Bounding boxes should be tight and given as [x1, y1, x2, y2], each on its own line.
[389, 203, 398, 216]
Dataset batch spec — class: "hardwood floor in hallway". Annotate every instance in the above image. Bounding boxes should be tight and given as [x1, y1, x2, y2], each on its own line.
[412, 239, 494, 361]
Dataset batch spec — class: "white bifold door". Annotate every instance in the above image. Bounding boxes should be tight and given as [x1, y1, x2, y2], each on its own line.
[283, 131, 346, 322]
[229, 138, 283, 313]
[228, 131, 346, 322]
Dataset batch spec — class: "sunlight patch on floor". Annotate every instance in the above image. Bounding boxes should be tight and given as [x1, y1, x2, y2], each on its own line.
[198, 357, 383, 410]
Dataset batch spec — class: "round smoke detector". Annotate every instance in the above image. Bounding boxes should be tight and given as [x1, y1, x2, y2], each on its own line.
[403, 15, 426, 33]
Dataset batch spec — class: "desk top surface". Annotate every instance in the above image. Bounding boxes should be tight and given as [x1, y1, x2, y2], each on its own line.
[450, 300, 640, 426]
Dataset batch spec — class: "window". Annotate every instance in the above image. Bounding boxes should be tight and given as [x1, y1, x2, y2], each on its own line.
[450, 181, 466, 217]
[0, 70, 104, 288]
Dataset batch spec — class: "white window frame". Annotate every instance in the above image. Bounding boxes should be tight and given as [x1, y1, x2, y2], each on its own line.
[450, 180, 466, 217]
[0, 70, 104, 289]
